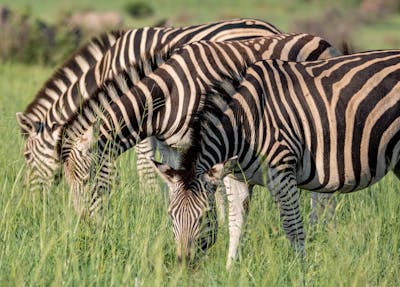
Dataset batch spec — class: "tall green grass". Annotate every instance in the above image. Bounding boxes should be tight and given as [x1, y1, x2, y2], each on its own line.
[0, 62, 399, 286]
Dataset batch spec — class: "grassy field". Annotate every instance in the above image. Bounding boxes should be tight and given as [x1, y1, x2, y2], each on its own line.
[1, 1, 400, 286]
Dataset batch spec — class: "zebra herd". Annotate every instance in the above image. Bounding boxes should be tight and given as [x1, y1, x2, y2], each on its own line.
[16, 18, 400, 268]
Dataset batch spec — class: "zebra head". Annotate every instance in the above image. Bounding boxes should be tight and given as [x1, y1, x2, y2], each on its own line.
[150, 156, 237, 263]
[150, 159, 219, 264]
[16, 112, 62, 191]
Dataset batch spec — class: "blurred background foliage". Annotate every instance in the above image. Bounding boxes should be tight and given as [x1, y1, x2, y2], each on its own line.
[0, 0, 399, 66]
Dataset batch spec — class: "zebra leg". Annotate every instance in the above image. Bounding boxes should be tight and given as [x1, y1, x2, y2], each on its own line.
[214, 186, 226, 225]
[309, 192, 336, 226]
[135, 138, 182, 191]
[223, 176, 251, 269]
[135, 137, 158, 189]
[267, 170, 305, 253]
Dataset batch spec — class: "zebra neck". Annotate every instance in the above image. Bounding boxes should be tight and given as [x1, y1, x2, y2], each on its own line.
[24, 31, 123, 124]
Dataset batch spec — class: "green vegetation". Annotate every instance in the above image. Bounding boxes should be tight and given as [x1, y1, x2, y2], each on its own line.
[125, 2, 154, 18]
[0, 1, 399, 286]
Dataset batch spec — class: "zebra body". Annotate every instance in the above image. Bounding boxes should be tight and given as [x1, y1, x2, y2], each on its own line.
[60, 34, 341, 256]
[152, 50, 400, 267]
[16, 18, 282, 194]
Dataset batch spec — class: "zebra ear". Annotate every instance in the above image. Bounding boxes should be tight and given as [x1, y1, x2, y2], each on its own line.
[148, 158, 179, 186]
[16, 112, 38, 135]
[203, 156, 238, 184]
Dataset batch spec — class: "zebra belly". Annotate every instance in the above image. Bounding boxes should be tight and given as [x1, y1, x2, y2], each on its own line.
[234, 161, 390, 194]
[296, 150, 396, 193]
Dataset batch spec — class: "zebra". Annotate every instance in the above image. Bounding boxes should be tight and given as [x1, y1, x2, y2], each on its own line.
[16, 18, 282, 199]
[16, 30, 125, 186]
[58, 34, 341, 254]
[150, 50, 400, 268]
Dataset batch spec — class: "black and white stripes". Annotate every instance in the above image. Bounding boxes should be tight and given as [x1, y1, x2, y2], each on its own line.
[16, 19, 282, 194]
[153, 50, 400, 266]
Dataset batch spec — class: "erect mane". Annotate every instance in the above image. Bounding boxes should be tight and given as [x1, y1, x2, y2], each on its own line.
[177, 72, 245, 187]
[59, 45, 178, 160]
[61, 41, 178, 132]
[59, 74, 130, 154]
[24, 30, 125, 117]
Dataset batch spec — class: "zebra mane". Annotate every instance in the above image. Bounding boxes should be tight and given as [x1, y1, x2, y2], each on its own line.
[178, 75, 243, 186]
[59, 45, 178, 159]
[60, 74, 127, 151]
[67, 40, 175, 127]
[24, 30, 125, 119]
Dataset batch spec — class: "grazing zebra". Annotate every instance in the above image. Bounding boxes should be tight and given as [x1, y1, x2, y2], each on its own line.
[16, 18, 282, 197]
[151, 50, 400, 268]
[59, 34, 341, 254]
[16, 30, 125, 185]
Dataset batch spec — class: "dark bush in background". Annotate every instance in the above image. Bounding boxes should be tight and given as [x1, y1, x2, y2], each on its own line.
[124, 2, 154, 18]
[0, 6, 81, 65]
[0, 2, 161, 66]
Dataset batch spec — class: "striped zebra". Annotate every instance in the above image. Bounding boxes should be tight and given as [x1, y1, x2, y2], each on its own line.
[58, 34, 341, 253]
[16, 30, 124, 185]
[16, 18, 282, 198]
[151, 50, 400, 267]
